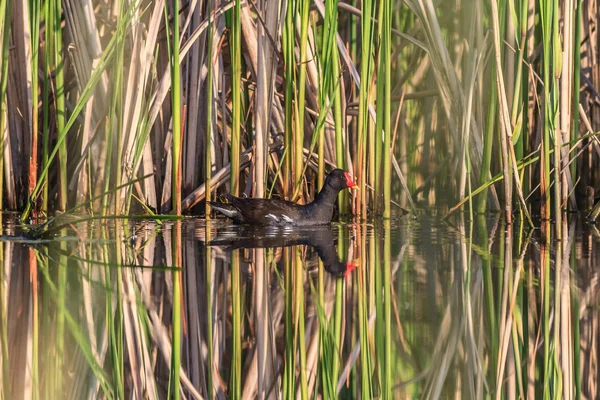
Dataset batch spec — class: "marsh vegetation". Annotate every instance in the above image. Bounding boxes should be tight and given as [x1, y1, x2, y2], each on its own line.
[0, 0, 599, 398]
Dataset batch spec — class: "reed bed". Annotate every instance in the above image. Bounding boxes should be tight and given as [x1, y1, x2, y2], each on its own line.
[0, 0, 595, 225]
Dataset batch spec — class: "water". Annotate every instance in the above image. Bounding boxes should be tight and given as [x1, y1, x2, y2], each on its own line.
[0, 212, 598, 398]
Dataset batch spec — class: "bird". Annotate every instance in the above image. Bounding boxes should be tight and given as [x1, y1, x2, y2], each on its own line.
[209, 169, 358, 226]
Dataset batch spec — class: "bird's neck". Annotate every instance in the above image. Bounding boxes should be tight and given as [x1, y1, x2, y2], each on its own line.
[311, 183, 338, 207]
[305, 183, 338, 219]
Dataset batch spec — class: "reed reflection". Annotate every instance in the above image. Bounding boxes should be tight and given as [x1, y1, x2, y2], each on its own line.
[1, 214, 600, 398]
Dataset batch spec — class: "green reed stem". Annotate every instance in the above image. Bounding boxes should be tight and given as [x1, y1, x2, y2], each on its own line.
[205, 0, 214, 217]
[381, 0, 392, 219]
[41, 0, 51, 212]
[29, 0, 41, 203]
[282, 0, 294, 198]
[0, 0, 12, 213]
[358, 0, 374, 215]
[374, 4, 384, 214]
[540, 0, 552, 228]
[230, 0, 241, 196]
[571, 0, 582, 181]
[551, 0, 561, 238]
[170, 1, 182, 214]
[53, 0, 67, 210]
[294, 0, 310, 194]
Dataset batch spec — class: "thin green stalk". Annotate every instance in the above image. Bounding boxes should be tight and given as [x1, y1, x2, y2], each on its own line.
[41, 0, 52, 212]
[551, 0, 561, 238]
[282, 0, 294, 198]
[0, 0, 12, 213]
[205, 0, 214, 217]
[571, 0, 582, 181]
[382, 0, 392, 219]
[540, 0, 552, 229]
[294, 0, 310, 194]
[54, 0, 66, 210]
[170, 0, 182, 214]
[374, 3, 384, 214]
[332, 46, 347, 213]
[357, 0, 374, 215]
[28, 0, 41, 205]
[229, 4, 243, 394]
[230, 0, 241, 196]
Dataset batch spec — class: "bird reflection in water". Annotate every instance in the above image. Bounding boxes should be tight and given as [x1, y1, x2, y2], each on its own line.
[204, 224, 357, 279]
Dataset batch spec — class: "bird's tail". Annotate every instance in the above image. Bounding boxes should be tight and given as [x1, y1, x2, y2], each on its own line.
[208, 201, 240, 219]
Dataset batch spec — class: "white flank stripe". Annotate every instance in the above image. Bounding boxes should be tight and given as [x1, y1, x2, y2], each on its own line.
[281, 215, 293, 223]
[265, 214, 279, 222]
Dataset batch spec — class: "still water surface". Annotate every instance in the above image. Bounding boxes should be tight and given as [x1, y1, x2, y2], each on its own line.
[1, 213, 598, 398]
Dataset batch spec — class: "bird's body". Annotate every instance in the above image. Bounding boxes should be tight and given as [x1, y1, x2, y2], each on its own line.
[209, 169, 357, 226]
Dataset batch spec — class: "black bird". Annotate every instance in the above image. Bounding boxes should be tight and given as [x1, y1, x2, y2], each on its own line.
[209, 169, 358, 226]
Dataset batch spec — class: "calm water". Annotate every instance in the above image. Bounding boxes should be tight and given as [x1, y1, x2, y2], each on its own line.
[0, 212, 598, 398]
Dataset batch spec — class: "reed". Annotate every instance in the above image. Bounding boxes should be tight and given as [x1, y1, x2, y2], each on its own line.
[0, 0, 10, 212]
[169, 1, 182, 215]
[229, 0, 241, 197]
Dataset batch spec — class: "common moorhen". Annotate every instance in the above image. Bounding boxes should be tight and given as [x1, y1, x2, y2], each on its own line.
[209, 169, 358, 225]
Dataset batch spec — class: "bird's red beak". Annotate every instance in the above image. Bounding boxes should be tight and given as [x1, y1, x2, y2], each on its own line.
[344, 171, 359, 189]
[344, 260, 359, 279]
